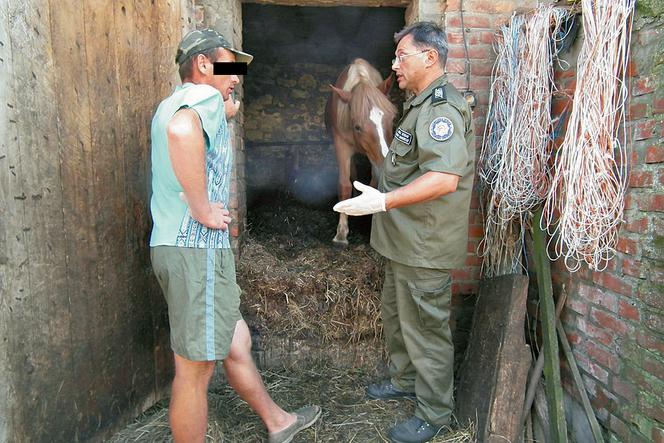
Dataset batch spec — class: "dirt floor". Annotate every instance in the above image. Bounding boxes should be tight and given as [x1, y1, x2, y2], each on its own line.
[108, 362, 474, 442]
[107, 193, 475, 442]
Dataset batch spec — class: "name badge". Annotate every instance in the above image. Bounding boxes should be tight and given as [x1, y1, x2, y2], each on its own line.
[394, 128, 413, 145]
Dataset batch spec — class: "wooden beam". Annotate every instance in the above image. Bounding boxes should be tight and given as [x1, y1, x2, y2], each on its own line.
[521, 291, 567, 428]
[242, 0, 411, 7]
[456, 274, 531, 442]
[531, 207, 568, 443]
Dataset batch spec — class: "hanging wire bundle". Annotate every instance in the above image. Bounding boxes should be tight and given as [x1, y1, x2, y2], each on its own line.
[543, 0, 635, 272]
[478, 6, 571, 277]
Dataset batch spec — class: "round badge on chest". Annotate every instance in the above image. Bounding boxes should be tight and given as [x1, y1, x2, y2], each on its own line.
[429, 117, 454, 142]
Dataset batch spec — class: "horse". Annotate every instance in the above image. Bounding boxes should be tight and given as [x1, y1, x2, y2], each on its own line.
[325, 58, 396, 247]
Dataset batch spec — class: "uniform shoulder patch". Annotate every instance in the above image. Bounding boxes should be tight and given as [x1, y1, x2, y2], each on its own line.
[431, 86, 447, 105]
[429, 116, 454, 142]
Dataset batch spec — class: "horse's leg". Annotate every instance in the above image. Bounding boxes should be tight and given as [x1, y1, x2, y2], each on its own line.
[370, 163, 380, 188]
[333, 136, 353, 247]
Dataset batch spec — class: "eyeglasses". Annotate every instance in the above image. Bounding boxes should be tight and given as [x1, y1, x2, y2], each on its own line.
[391, 50, 431, 66]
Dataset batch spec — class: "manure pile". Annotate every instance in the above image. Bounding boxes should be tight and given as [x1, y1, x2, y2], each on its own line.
[238, 195, 384, 344]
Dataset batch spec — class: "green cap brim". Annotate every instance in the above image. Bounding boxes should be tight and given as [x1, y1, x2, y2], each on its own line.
[229, 48, 253, 65]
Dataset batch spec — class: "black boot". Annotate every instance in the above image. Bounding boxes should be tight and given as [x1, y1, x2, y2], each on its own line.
[388, 415, 445, 443]
[366, 380, 416, 400]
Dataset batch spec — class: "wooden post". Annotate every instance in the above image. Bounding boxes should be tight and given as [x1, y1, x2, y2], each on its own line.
[520, 292, 567, 429]
[531, 207, 568, 442]
[456, 274, 531, 442]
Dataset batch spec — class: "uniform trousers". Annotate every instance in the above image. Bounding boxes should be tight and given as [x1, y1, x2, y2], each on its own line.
[381, 259, 454, 426]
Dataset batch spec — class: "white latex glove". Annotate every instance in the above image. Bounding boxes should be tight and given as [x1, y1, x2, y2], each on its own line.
[333, 181, 386, 216]
[369, 107, 390, 157]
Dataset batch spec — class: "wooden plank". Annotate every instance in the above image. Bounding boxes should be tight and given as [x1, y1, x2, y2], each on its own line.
[149, 0, 183, 392]
[156, 0, 182, 94]
[135, 0, 168, 397]
[456, 274, 531, 443]
[109, 0, 166, 428]
[2, 0, 189, 440]
[141, 0, 185, 397]
[47, 1, 101, 440]
[79, 0, 133, 438]
[532, 207, 568, 442]
[4, 0, 72, 440]
[46, 1, 182, 438]
[0, 2, 24, 440]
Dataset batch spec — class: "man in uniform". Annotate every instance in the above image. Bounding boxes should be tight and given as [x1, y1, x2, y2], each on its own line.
[150, 29, 320, 443]
[334, 22, 474, 443]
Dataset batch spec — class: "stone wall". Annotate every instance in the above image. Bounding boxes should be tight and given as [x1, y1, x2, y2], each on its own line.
[241, 3, 406, 208]
[244, 62, 342, 206]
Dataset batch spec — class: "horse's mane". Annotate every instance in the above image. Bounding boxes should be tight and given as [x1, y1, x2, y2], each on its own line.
[335, 59, 394, 133]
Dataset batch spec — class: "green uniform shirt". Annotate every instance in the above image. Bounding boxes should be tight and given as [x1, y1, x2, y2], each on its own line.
[371, 75, 475, 269]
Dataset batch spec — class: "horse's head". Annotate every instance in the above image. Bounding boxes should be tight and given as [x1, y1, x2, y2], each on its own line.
[330, 74, 396, 166]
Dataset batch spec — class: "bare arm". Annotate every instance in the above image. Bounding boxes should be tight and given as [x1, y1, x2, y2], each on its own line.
[167, 108, 231, 229]
[385, 171, 459, 210]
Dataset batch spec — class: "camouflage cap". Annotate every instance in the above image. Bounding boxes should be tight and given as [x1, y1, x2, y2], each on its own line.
[175, 28, 253, 66]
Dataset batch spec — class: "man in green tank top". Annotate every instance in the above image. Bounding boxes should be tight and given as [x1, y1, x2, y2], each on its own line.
[150, 28, 320, 443]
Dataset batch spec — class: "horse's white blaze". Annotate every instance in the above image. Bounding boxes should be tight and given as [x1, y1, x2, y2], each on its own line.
[370, 106, 389, 157]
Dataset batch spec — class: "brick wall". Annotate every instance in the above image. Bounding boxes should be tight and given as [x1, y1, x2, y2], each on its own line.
[549, 4, 664, 441]
[194, 0, 247, 249]
[444, 0, 538, 295]
[447, 1, 663, 441]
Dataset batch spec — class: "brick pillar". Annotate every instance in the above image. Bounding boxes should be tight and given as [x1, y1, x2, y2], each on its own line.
[406, 0, 446, 24]
[443, 0, 537, 295]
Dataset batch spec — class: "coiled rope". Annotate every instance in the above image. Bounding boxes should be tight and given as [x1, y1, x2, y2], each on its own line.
[543, 0, 635, 272]
[478, 6, 571, 277]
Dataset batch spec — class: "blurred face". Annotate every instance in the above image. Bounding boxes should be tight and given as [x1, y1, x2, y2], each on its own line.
[203, 47, 240, 100]
[392, 34, 431, 94]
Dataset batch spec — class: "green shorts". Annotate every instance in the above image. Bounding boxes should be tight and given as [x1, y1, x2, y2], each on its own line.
[150, 246, 242, 361]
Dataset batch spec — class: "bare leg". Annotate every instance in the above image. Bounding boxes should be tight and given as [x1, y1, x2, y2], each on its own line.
[170, 355, 215, 443]
[223, 320, 296, 433]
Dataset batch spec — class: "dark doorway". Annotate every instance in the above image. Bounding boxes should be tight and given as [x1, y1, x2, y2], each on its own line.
[242, 4, 404, 245]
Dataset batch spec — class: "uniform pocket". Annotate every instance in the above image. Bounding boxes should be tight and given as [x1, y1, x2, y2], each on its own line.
[384, 140, 417, 184]
[392, 140, 414, 157]
[407, 275, 452, 329]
